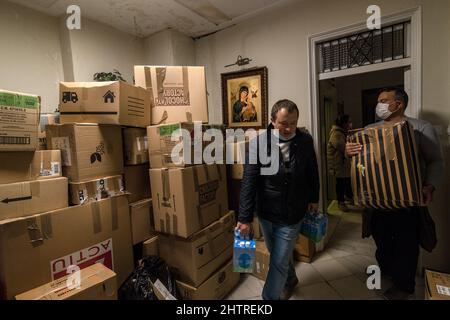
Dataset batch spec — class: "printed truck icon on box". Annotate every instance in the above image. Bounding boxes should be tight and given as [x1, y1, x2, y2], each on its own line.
[62, 91, 78, 103]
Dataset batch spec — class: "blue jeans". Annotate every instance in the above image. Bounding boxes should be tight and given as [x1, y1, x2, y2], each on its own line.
[259, 217, 302, 300]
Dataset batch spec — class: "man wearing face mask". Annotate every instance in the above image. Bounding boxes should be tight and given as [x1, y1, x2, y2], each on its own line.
[236, 99, 320, 300]
[346, 87, 444, 300]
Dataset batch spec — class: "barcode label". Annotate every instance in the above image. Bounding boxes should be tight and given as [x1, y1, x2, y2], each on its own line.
[51, 162, 60, 175]
[0, 136, 30, 145]
[437, 285, 450, 296]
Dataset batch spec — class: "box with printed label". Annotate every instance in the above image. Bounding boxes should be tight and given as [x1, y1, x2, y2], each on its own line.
[59, 81, 151, 127]
[46, 123, 124, 182]
[130, 198, 154, 245]
[425, 270, 450, 300]
[147, 122, 224, 169]
[0, 177, 68, 221]
[0, 195, 133, 300]
[150, 164, 228, 238]
[158, 211, 234, 286]
[0, 89, 40, 151]
[15, 263, 117, 300]
[31, 150, 62, 180]
[123, 127, 148, 165]
[124, 164, 150, 203]
[176, 260, 239, 300]
[134, 66, 208, 125]
[69, 175, 125, 205]
[38, 113, 59, 150]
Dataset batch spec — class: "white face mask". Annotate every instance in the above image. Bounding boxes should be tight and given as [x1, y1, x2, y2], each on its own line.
[376, 102, 396, 120]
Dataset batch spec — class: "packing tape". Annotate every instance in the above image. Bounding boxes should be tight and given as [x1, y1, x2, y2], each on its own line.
[172, 194, 176, 212]
[144, 67, 152, 89]
[173, 214, 178, 236]
[193, 166, 200, 192]
[205, 229, 217, 257]
[196, 205, 205, 228]
[40, 214, 53, 239]
[186, 112, 192, 123]
[111, 196, 119, 231]
[203, 165, 210, 181]
[182, 66, 190, 101]
[216, 164, 222, 181]
[91, 201, 102, 234]
[26, 217, 43, 247]
[165, 213, 170, 234]
[162, 169, 170, 203]
[30, 181, 40, 197]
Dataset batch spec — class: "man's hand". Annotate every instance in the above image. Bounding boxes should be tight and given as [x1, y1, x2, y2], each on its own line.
[345, 142, 362, 157]
[422, 184, 435, 206]
[236, 222, 253, 238]
[308, 203, 319, 214]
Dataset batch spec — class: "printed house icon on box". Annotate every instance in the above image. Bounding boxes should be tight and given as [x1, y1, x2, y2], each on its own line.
[103, 90, 116, 103]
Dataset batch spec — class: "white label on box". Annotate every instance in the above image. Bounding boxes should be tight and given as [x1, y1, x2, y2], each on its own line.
[51, 162, 60, 176]
[40, 161, 60, 177]
[437, 285, 450, 296]
[50, 238, 114, 280]
[144, 136, 148, 150]
[153, 279, 176, 300]
[96, 178, 107, 199]
[51, 137, 72, 166]
[136, 137, 142, 152]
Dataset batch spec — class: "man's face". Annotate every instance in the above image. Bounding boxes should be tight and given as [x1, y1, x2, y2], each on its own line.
[272, 108, 298, 139]
[378, 91, 402, 113]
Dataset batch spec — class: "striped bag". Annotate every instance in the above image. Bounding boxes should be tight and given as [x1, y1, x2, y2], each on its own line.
[350, 120, 423, 210]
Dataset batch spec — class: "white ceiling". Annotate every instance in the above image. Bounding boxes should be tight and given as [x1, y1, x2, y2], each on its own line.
[8, 0, 290, 38]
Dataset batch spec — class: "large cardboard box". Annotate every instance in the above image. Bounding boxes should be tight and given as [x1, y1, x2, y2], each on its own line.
[15, 263, 117, 300]
[0, 177, 68, 221]
[158, 211, 234, 286]
[134, 66, 208, 124]
[350, 121, 423, 209]
[124, 164, 150, 203]
[176, 260, 239, 300]
[142, 235, 159, 257]
[123, 127, 148, 165]
[425, 270, 450, 300]
[150, 164, 228, 238]
[38, 113, 59, 150]
[69, 175, 125, 205]
[0, 89, 40, 151]
[59, 81, 151, 127]
[46, 123, 124, 182]
[294, 234, 316, 263]
[147, 122, 224, 169]
[253, 240, 270, 281]
[0, 195, 134, 300]
[130, 198, 154, 245]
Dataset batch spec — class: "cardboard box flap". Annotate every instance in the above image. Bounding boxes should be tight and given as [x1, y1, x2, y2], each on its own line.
[130, 198, 152, 210]
[61, 81, 121, 88]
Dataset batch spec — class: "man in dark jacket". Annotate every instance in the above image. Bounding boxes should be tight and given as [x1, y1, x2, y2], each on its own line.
[236, 99, 320, 300]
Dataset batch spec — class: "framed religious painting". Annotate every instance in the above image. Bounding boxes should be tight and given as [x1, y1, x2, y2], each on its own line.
[221, 67, 268, 130]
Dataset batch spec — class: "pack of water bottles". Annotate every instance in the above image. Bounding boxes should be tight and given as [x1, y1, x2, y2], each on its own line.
[233, 230, 256, 273]
[300, 212, 328, 243]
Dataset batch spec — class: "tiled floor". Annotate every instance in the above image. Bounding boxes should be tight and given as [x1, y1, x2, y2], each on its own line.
[226, 201, 425, 300]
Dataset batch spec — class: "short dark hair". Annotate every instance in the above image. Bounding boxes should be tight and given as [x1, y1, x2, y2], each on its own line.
[379, 87, 409, 109]
[335, 114, 350, 127]
[271, 99, 299, 121]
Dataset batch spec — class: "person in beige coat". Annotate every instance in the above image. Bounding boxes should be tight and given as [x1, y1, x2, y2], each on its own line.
[327, 114, 353, 212]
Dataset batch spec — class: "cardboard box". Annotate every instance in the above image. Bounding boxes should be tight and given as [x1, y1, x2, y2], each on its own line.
[142, 235, 159, 257]
[124, 164, 150, 203]
[150, 164, 228, 238]
[0, 177, 68, 221]
[15, 263, 117, 300]
[46, 123, 124, 182]
[158, 211, 234, 286]
[425, 270, 450, 300]
[0, 89, 40, 151]
[294, 234, 316, 263]
[176, 260, 239, 300]
[123, 127, 148, 165]
[38, 113, 59, 150]
[0, 195, 134, 300]
[59, 81, 151, 127]
[350, 121, 423, 209]
[31, 150, 62, 180]
[130, 198, 154, 245]
[69, 175, 125, 205]
[147, 122, 224, 169]
[134, 66, 208, 124]
[253, 240, 270, 281]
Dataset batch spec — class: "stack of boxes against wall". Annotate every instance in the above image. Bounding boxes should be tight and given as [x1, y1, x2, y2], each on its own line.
[137, 66, 240, 300]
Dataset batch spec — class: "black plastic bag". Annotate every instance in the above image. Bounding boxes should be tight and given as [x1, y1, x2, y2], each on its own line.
[118, 256, 179, 300]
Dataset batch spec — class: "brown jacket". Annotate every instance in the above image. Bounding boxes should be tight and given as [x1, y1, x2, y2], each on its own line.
[327, 125, 351, 178]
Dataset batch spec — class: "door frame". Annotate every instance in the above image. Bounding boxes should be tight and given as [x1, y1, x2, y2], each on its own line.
[308, 7, 422, 211]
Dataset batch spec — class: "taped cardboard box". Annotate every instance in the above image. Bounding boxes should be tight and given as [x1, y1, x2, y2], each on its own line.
[142, 235, 159, 257]
[31, 150, 62, 180]
[0, 177, 68, 221]
[134, 66, 208, 124]
[130, 198, 154, 245]
[123, 127, 148, 165]
[59, 81, 151, 127]
[0, 195, 134, 300]
[350, 121, 423, 209]
[147, 122, 224, 169]
[150, 164, 228, 238]
[158, 211, 234, 286]
[294, 234, 316, 263]
[69, 175, 125, 205]
[15, 263, 117, 300]
[425, 270, 450, 300]
[252, 240, 270, 281]
[46, 123, 124, 182]
[38, 113, 59, 150]
[124, 164, 150, 203]
[176, 260, 239, 300]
